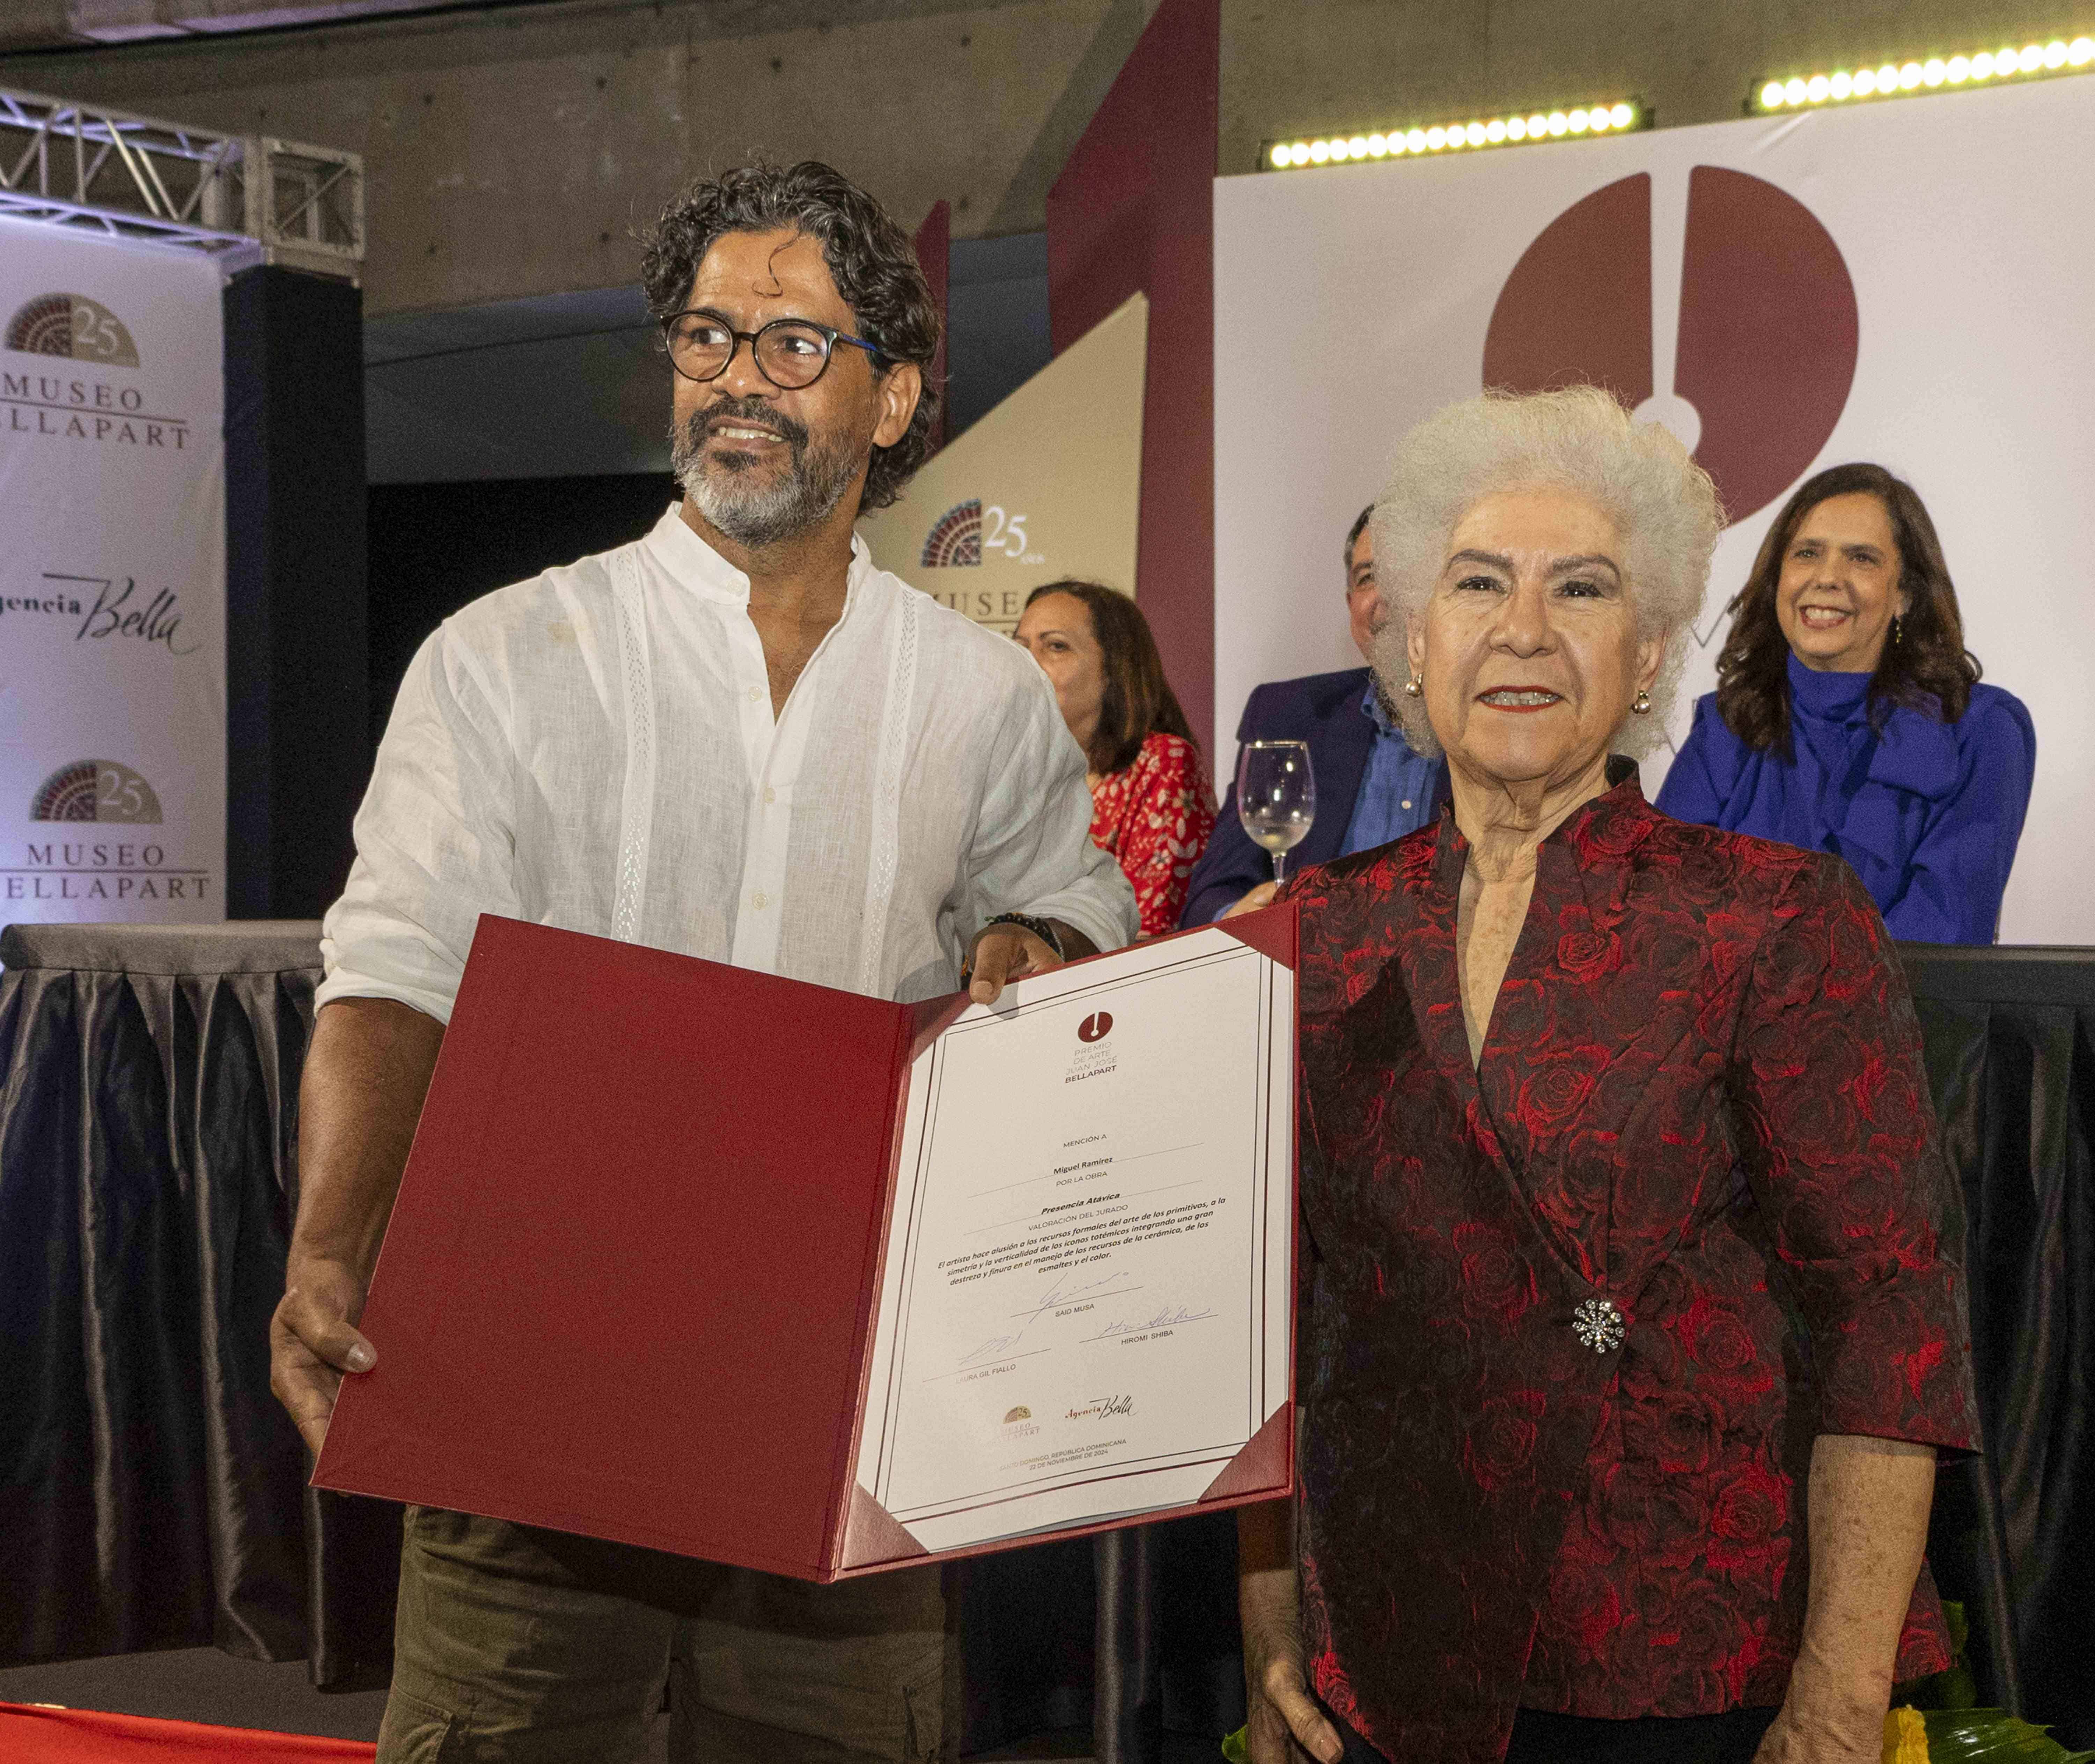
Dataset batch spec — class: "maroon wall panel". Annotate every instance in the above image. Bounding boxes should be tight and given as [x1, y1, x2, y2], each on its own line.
[1046, 0, 1219, 749]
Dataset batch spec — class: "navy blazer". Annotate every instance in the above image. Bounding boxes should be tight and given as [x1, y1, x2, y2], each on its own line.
[1180, 666, 1390, 928]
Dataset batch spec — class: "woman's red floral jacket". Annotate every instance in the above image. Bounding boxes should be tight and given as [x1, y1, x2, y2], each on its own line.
[1281, 773, 1977, 1764]
[1088, 731, 1218, 937]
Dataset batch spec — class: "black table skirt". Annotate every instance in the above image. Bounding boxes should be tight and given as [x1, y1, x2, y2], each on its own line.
[0, 921, 398, 1690]
[2, 924, 2089, 1751]
[1901, 944, 2095, 1746]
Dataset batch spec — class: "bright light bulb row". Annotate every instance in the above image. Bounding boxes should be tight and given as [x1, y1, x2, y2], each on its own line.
[1758, 36, 2095, 110]
[1266, 102, 1639, 170]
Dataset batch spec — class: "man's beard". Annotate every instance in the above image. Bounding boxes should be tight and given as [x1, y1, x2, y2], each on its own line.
[670, 397, 862, 547]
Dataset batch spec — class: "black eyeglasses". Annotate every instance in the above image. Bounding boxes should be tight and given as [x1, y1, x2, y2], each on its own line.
[661, 309, 884, 390]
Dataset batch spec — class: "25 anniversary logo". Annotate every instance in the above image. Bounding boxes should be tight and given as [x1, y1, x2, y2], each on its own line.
[3, 293, 191, 450]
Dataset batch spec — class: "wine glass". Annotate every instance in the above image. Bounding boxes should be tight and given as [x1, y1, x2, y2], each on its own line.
[1236, 740, 1316, 883]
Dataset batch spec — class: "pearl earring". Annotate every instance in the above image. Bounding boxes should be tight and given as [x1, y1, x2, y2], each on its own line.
[1631, 690, 1652, 715]
[1403, 674, 1423, 698]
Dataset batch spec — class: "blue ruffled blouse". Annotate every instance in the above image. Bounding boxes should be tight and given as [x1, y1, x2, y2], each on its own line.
[1656, 652, 2036, 944]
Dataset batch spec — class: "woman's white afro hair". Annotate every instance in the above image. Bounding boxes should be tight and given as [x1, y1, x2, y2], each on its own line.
[1368, 385, 1723, 760]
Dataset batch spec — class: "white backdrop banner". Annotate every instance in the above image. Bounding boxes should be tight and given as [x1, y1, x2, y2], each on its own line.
[1215, 75, 2095, 944]
[0, 219, 225, 924]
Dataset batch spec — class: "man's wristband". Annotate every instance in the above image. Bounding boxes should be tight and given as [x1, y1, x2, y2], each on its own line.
[977, 911, 1065, 961]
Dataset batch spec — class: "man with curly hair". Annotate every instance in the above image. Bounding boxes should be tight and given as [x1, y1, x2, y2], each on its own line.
[270, 161, 1137, 1763]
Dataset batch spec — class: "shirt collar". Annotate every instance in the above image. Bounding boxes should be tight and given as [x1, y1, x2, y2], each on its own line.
[639, 501, 874, 613]
[1359, 676, 1402, 736]
[1432, 757, 1648, 868]
[1786, 647, 1873, 724]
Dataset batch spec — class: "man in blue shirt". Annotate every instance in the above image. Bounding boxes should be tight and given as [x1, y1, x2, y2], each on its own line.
[1179, 507, 1445, 927]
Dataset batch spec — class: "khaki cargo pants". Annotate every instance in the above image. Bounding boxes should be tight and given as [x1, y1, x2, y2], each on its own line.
[377, 1506, 955, 1763]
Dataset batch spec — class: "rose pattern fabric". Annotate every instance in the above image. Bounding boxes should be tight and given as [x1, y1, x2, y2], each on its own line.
[1088, 731, 1217, 937]
[1282, 773, 1977, 1764]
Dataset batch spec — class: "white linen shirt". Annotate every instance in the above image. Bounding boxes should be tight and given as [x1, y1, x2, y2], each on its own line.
[319, 505, 1137, 1019]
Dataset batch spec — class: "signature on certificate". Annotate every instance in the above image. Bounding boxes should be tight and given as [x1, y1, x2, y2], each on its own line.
[956, 1269, 1138, 1368]
[1098, 1301, 1216, 1339]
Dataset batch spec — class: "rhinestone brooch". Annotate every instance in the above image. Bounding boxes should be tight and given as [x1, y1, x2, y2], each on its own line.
[1571, 1297, 1625, 1354]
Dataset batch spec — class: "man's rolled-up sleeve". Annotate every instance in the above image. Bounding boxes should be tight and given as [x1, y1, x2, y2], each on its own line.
[1730, 854, 1978, 1449]
[317, 628, 521, 1025]
[964, 667, 1138, 955]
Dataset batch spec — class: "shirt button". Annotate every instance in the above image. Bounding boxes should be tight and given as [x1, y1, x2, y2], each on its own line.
[752, 892, 768, 910]
[748, 686, 763, 703]
[763, 787, 776, 805]
[1402, 799, 1412, 810]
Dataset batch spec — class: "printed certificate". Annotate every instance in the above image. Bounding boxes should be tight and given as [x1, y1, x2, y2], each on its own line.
[853, 925, 1294, 1553]
[317, 911, 1294, 1581]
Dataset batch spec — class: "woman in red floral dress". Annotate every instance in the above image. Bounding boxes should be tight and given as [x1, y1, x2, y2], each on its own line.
[1015, 580, 1216, 937]
[1239, 390, 1977, 1764]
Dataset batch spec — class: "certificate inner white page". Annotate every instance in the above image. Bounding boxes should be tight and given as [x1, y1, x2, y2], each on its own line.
[856, 927, 1292, 1553]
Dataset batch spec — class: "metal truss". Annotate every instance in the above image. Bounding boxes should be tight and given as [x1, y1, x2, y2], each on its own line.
[0, 86, 364, 279]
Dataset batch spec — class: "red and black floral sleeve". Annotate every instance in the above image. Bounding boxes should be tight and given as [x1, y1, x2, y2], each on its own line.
[1729, 854, 1978, 1448]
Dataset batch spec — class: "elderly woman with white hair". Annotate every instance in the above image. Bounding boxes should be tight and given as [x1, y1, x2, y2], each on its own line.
[1238, 389, 1976, 1764]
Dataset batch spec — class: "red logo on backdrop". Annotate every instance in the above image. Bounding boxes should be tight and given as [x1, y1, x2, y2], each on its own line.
[1482, 168, 1859, 523]
[1078, 1012, 1114, 1043]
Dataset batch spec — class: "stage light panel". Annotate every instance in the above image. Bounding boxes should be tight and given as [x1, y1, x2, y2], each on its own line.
[1756, 32, 2095, 111]
[1261, 97, 1644, 169]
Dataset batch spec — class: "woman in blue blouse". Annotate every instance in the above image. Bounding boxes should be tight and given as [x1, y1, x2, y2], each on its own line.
[1658, 462, 2035, 944]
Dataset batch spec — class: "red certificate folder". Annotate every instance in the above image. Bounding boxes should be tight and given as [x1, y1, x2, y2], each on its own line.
[312, 909, 1296, 1581]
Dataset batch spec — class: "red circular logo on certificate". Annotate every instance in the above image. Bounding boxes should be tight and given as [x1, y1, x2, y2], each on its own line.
[1078, 1012, 1113, 1043]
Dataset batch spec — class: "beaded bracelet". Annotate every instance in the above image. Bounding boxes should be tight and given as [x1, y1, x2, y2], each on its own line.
[975, 911, 1065, 962]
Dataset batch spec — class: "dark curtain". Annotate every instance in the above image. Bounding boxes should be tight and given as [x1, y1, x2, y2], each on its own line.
[0, 921, 397, 1689]
[224, 267, 371, 920]
[366, 475, 674, 752]
[1902, 944, 2095, 1748]
[956, 1515, 1247, 1759]
[2, 924, 2088, 1748]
